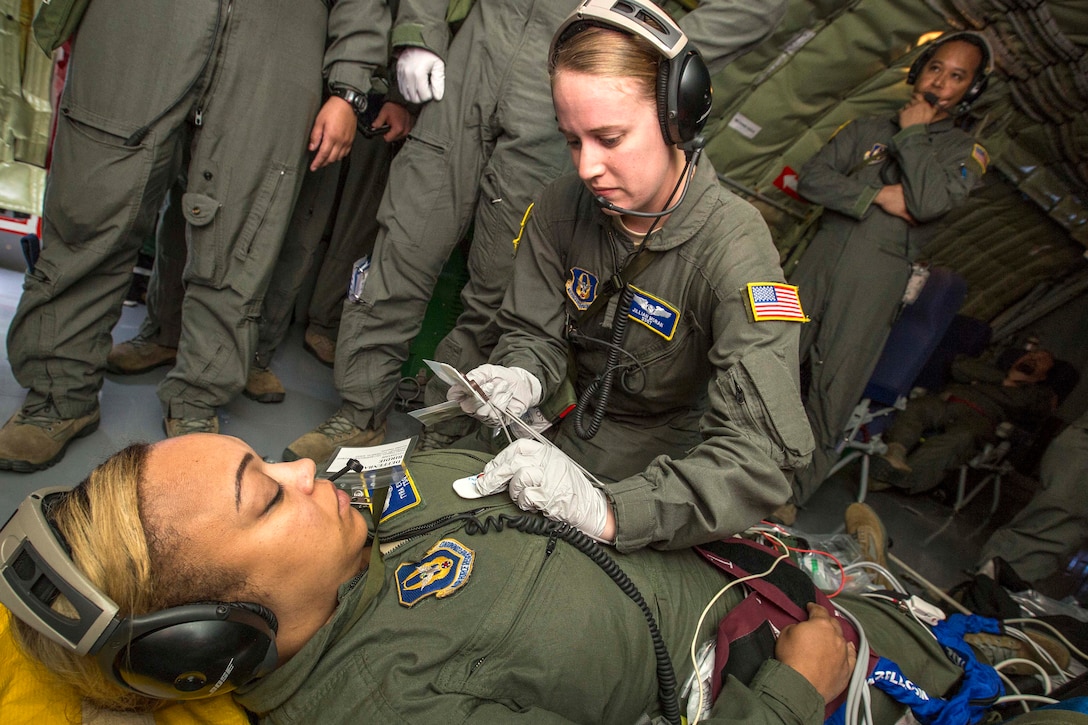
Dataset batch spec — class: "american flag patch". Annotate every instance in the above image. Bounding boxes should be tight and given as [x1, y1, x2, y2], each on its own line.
[971, 143, 989, 174]
[746, 283, 808, 322]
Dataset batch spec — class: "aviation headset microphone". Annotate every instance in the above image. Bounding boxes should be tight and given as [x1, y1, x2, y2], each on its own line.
[0, 487, 279, 700]
[551, 0, 713, 219]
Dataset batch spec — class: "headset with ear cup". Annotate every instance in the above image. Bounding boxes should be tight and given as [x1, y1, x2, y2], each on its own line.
[0, 487, 279, 700]
[551, 0, 712, 147]
[906, 30, 994, 110]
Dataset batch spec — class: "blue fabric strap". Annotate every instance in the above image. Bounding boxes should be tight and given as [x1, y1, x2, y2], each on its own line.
[827, 613, 1005, 725]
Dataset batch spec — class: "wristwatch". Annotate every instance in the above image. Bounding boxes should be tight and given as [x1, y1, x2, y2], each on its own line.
[329, 85, 368, 116]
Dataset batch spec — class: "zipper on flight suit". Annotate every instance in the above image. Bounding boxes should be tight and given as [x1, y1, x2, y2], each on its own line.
[192, 0, 235, 129]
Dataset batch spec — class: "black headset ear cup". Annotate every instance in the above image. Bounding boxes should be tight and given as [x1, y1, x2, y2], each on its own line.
[672, 50, 712, 144]
[99, 602, 278, 700]
[658, 46, 712, 146]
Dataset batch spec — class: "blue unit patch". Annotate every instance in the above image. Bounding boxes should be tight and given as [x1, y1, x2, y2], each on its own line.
[627, 286, 679, 340]
[566, 267, 599, 310]
[395, 538, 475, 607]
[380, 467, 421, 523]
[864, 143, 888, 164]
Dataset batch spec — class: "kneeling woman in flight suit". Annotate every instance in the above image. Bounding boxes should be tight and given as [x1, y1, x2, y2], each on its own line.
[6, 434, 1021, 725]
[446, 0, 814, 551]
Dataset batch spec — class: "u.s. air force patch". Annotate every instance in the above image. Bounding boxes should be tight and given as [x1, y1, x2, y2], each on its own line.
[626, 286, 679, 340]
[863, 143, 888, 164]
[395, 538, 475, 607]
[566, 267, 598, 310]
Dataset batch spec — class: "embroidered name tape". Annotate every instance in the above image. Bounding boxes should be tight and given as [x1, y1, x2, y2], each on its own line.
[566, 267, 599, 310]
[746, 282, 808, 322]
[627, 286, 679, 340]
[396, 538, 475, 607]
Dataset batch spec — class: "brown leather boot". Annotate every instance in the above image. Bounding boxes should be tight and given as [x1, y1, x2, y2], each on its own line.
[870, 441, 912, 486]
[303, 329, 336, 368]
[0, 405, 100, 472]
[244, 366, 286, 404]
[162, 416, 220, 437]
[107, 336, 177, 374]
[283, 415, 385, 465]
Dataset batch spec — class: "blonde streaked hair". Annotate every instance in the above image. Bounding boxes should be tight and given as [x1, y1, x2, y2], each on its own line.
[10, 443, 243, 712]
[549, 24, 660, 107]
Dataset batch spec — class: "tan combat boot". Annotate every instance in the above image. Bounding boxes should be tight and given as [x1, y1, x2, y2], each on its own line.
[964, 630, 1071, 675]
[845, 502, 893, 588]
[870, 441, 912, 487]
[244, 366, 286, 404]
[163, 416, 220, 437]
[107, 336, 177, 374]
[0, 405, 100, 472]
[303, 329, 336, 368]
[283, 415, 385, 465]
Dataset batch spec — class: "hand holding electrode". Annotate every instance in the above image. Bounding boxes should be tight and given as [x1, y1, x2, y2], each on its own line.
[396, 47, 445, 103]
[477, 439, 615, 541]
[775, 603, 857, 704]
[448, 365, 542, 427]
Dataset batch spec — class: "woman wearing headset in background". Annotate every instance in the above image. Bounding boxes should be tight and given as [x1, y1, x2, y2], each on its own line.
[445, 0, 814, 552]
[10, 433, 1008, 724]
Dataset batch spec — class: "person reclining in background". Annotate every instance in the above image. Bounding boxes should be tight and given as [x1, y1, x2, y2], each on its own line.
[871, 349, 1057, 494]
[5, 434, 1084, 724]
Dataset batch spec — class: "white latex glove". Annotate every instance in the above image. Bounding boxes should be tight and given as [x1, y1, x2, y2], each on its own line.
[396, 47, 445, 103]
[447, 365, 542, 427]
[477, 439, 610, 539]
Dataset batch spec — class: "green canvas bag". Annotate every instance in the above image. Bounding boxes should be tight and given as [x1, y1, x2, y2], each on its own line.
[32, 0, 91, 55]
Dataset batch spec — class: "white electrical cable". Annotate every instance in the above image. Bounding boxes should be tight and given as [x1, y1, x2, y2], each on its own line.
[995, 670, 1031, 714]
[994, 658, 1054, 693]
[689, 532, 792, 725]
[995, 694, 1061, 706]
[842, 561, 907, 594]
[834, 602, 875, 725]
[1006, 617, 1088, 663]
[1004, 627, 1068, 681]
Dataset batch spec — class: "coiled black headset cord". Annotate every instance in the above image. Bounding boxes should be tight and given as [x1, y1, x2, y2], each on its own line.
[572, 285, 637, 440]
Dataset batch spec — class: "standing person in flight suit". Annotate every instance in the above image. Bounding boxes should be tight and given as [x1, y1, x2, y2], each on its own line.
[0, 0, 393, 471]
[103, 93, 417, 404]
[283, 0, 789, 464]
[442, 1, 813, 551]
[788, 31, 994, 508]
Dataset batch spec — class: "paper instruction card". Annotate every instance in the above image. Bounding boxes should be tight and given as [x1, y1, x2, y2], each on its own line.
[327, 437, 414, 473]
[424, 359, 488, 408]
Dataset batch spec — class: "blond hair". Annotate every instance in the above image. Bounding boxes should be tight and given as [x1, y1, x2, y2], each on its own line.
[549, 24, 660, 107]
[11, 443, 244, 712]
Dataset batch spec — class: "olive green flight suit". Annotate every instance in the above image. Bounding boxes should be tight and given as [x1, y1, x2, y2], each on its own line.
[789, 116, 987, 504]
[330, 0, 789, 437]
[6, 0, 390, 421]
[234, 449, 969, 725]
[979, 410, 1088, 582]
[486, 163, 813, 552]
[883, 355, 1056, 495]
